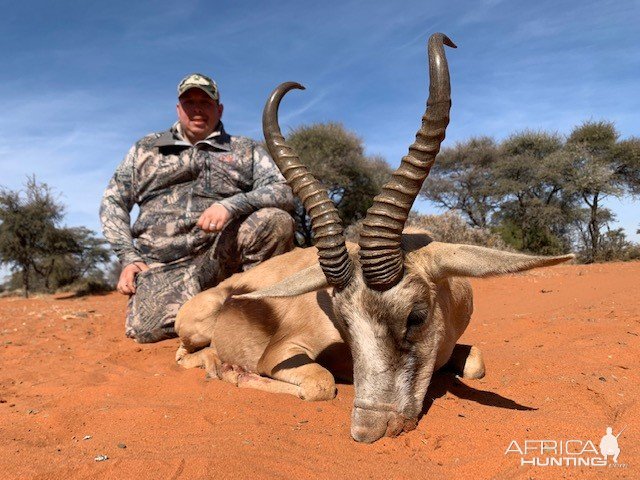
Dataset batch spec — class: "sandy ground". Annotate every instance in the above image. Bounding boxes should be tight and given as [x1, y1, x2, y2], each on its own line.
[1, 261, 638, 479]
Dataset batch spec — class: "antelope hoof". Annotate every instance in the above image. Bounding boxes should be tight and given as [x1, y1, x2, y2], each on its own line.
[216, 363, 248, 384]
[462, 345, 485, 379]
[298, 376, 337, 401]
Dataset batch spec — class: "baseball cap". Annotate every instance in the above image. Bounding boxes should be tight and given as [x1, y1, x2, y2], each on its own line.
[177, 73, 219, 101]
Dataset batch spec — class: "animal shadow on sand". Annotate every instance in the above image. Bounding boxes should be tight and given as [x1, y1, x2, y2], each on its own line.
[421, 371, 537, 416]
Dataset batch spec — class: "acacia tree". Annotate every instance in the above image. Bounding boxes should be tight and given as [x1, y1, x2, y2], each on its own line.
[36, 227, 110, 290]
[418, 122, 639, 259]
[0, 177, 67, 297]
[492, 131, 575, 254]
[562, 121, 640, 262]
[420, 132, 575, 253]
[0, 177, 110, 296]
[286, 122, 392, 245]
[420, 136, 500, 228]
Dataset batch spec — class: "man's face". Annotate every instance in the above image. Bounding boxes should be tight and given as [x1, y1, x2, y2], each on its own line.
[177, 88, 223, 143]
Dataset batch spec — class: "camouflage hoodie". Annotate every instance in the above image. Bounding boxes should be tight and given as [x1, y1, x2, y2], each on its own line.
[100, 122, 294, 265]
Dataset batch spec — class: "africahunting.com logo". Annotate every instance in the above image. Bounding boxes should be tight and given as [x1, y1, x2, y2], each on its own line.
[505, 426, 629, 468]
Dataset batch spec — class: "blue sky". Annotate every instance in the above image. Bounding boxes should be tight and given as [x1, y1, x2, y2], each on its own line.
[1, 0, 638, 248]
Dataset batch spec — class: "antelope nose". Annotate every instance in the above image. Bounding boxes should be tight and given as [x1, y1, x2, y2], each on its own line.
[351, 407, 389, 443]
[385, 414, 418, 437]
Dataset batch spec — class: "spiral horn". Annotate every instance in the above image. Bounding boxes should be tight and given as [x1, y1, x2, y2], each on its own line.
[358, 33, 456, 291]
[263, 82, 354, 290]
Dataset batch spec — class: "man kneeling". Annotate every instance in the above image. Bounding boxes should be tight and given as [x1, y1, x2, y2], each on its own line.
[100, 73, 295, 343]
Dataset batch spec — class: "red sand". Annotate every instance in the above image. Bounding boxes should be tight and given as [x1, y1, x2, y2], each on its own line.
[1, 261, 638, 479]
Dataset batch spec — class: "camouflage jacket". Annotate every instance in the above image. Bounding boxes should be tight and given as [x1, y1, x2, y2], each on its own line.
[100, 122, 294, 265]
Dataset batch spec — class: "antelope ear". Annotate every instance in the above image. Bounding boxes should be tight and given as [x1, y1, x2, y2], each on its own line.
[416, 242, 575, 282]
[232, 264, 329, 300]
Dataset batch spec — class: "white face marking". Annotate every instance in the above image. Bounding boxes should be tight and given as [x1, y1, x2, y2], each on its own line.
[333, 271, 441, 415]
[347, 309, 390, 376]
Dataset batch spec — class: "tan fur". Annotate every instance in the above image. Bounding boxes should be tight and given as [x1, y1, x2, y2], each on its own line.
[175, 247, 351, 401]
[176, 236, 573, 441]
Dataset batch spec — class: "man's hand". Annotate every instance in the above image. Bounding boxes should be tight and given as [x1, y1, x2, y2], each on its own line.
[117, 262, 150, 296]
[197, 203, 231, 232]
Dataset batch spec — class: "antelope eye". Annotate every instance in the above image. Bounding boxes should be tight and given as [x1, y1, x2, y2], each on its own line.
[402, 307, 428, 346]
[407, 310, 424, 329]
[406, 305, 428, 331]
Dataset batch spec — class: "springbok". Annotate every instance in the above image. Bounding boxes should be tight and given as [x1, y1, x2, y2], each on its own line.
[174, 33, 574, 443]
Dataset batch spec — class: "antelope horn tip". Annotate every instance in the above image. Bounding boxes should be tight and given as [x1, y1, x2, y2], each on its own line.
[432, 32, 457, 49]
[281, 81, 306, 91]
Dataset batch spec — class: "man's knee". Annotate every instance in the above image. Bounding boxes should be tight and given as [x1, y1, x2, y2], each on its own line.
[127, 296, 178, 343]
[126, 265, 197, 343]
[237, 208, 295, 268]
[247, 208, 294, 236]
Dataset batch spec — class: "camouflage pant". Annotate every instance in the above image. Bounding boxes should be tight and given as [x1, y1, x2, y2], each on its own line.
[126, 208, 295, 343]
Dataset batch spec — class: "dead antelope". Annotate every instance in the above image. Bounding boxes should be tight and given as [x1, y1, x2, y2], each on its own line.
[175, 33, 574, 443]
